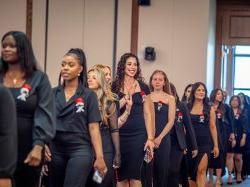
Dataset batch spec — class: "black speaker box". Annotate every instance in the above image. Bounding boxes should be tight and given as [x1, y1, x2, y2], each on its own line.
[138, 0, 150, 6]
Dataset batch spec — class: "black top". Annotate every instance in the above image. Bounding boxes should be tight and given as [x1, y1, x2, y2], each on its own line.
[0, 85, 17, 178]
[53, 84, 101, 141]
[0, 70, 55, 147]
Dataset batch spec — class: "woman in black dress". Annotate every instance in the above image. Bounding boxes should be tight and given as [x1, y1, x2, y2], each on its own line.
[226, 95, 248, 184]
[187, 82, 219, 187]
[0, 31, 55, 187]
[148, 70, 176, 187]
[87, 67, 120, 187]
[167, 83, 198, 187]
[207, 89, 235, 186]
[238, 93, 250, 179]
[50, 48, 107, 187]
[112, 53, 155, 187]
[0, 85, 17, 187]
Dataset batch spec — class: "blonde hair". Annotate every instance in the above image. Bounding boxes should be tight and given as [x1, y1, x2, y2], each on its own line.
[88, 68, 116, 125]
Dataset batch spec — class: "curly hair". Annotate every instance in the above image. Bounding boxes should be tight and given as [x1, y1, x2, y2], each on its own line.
[112, 53, 143, 94]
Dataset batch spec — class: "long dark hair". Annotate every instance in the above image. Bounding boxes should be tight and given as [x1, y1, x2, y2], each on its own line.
[181, 84, 192, 102]
[169, 82, 180, 105]
[58, 48, 87, 87]
[112, 53, 143, 94]
[188, 82, 210, 116]
[210, 88, 225, 114]
[0, 31, 38, 77]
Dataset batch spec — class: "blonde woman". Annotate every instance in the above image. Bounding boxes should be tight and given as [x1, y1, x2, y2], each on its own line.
[87, 68, 121, 187]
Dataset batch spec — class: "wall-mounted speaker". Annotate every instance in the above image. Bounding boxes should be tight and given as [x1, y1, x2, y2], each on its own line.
[138, 0, 150, 6]
[144, 47, 156, 61]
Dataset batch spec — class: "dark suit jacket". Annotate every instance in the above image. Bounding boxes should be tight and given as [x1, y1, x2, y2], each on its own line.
[0, 85, 17, 178]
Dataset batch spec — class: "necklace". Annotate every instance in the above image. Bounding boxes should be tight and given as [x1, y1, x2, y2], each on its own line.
[124, 79, 136, 95]
[6, 71, 25, 87]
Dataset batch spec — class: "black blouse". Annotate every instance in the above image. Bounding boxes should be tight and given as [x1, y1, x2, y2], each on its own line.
[53, 84, 101, 141]
[0, 70, 55, 147]
[0, 85, 17, 178]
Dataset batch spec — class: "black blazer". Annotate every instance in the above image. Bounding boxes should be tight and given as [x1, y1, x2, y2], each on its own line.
[174, 101, 198, 151]
[0, 85, 17, 178]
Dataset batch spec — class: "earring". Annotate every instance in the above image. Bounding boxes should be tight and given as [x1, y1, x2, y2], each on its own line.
[78, 73, 80, 76]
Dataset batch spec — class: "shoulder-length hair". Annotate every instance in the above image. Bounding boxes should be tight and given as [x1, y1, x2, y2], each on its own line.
[0, 31, 38, 77]
[210, 88, 225, 114]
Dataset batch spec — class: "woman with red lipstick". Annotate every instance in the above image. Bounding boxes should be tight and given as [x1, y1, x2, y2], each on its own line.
[112, 53, 154, 187]
[0, 31, 55, 187]
[187, 82, 219, 187]
[148, 70, 176, 187]
[226, 95, 248, 184]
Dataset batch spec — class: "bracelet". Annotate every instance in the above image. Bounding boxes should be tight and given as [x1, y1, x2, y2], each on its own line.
[124, 110, 130, 115]
[147, 138, 154, 141]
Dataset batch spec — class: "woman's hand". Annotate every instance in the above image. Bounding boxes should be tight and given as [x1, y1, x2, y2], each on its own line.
[113, 153, 121, 168]
[94, 157, 108, 177]
[153, 136, 162, 149]
[192, 149, 198, 158]
[144, 139, 155, 159]
[212, 146, 219, 158]
[24, 145, 43, 166]
[240, 137, 246, 147]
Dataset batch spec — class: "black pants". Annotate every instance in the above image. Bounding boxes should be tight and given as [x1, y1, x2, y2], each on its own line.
[49, 133, 93, 187]
[14, 163, 41, 187]
[167, 145, 184, 187]
[86, 152, 114, 187]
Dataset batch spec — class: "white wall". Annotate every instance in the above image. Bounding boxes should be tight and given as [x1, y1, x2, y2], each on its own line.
[0, 0, 26, 42]
[0, 0, 217, 92]
[138, 0, 216, 95]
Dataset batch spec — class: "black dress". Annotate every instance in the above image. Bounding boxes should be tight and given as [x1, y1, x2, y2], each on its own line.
[0, 85, 17, 180]
[153, 102, 171, 187]
[189, 111, 212, 181]
[116, 82, 150, 181]
[229, 109, 248, 154]
[86, 101, 120, 187]
[1, 71, 55, 187]
[209, 105, 233, 169]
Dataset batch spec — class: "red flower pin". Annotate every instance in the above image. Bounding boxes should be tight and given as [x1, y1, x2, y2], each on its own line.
[75, 97, 85, 113]
[157, 101, 163, 111]
[140, 91, 146, 103]
[17, 84, 32, 101]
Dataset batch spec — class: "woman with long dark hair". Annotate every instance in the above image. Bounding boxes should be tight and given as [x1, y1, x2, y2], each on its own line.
[112, 53, 154, 187]
[226, 95, 248, 184]
[0, 31, 55, 187]
[187, 82, 219, 187]
[50, 48, 107, 187]
[207, 89, 235, 186]
[167, 83, 198, 187]
[181, 84, 192, 103]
